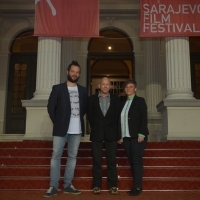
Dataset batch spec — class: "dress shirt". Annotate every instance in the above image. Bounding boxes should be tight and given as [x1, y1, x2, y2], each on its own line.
[98, 92, 110, 116]
[121, 94, 145, 138]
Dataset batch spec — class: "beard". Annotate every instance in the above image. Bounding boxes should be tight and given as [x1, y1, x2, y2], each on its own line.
[67, 74, 79, 83]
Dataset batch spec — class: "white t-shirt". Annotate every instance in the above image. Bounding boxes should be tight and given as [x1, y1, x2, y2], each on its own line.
[67, 86, 82, 134]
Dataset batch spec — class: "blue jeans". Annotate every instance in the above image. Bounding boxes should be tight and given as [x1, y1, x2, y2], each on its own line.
[50, 134, 81, 189]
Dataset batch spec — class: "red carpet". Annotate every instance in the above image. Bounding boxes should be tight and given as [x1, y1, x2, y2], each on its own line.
[0, 140, 200, 191]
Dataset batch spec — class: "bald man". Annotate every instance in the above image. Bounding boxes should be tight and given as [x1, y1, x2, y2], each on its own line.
[88, 77, 120, 195]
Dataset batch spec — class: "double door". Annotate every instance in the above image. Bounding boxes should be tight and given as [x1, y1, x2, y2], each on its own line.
[6, 54, 37, 134]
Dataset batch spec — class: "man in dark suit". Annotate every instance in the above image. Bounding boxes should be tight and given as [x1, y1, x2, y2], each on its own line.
[88, 77, 120, 195]
[43, 61, 88, 198]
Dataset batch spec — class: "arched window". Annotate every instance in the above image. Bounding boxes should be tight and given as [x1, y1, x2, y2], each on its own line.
[88, 29, 133, 52]
[87, 29, 134, 98]
[6, 30, 38, 134]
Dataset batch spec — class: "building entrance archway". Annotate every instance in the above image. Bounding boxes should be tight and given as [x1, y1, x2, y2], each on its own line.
[6, 31, 38, 134]
[87, 29, 134, 101]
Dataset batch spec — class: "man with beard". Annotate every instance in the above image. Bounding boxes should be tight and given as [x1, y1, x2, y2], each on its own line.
[43, 61, 88, 198]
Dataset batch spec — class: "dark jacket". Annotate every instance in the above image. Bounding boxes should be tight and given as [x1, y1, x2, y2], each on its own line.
[88, 93, 120, 142]
[120, 95, 149, 138]
[47, 82, 88, 137]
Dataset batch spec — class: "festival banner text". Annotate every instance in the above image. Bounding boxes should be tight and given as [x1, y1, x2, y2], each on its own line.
[140, 0, 200, 37]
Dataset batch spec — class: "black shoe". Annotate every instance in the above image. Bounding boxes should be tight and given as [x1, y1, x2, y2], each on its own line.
[109, 187, 118, 195]
[43, 186, 58, 198]
[127, 188, 141, 196]
[93, 187, 101, 194]
[63, 184, 81, 195]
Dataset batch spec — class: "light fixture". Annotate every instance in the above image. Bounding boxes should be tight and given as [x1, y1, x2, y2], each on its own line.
[108, 46, 112, 50]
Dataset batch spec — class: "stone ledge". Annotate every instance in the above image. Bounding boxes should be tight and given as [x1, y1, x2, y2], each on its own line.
[22, 99, 48, 107]
[0, 134, 24, 141]
[157, 99, 200, 111]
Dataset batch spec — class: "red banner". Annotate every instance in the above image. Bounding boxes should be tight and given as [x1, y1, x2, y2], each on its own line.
[140, 0, 200, 37]
[34, 0, 99, 37]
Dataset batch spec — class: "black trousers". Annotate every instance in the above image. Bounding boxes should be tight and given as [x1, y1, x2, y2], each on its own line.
[91, 140, 118, 189]
[123, 137, 147, 189]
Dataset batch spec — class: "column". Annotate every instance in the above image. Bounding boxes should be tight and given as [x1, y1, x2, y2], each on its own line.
[60, 38, 77, 82]
[165, 37, 194, 99]
[0, 51, 10, 137]
[146, 38, 163, 115]
[157, 37, 200, 141]
[33, 37, 61, 99]
[145, 38, 162, 141]
[22, 37, 61, 140]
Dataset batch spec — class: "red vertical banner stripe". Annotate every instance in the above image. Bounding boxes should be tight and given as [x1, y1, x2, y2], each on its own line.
[140, 0, 200, 37]
[34, 0, 99, 37]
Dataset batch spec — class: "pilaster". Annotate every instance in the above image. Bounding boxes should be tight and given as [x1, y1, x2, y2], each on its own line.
[60, 38, 77, 82]
[145, 38, 162, 141]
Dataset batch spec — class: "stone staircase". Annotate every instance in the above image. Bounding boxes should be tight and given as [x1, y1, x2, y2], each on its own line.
[0, 140, 200, 191]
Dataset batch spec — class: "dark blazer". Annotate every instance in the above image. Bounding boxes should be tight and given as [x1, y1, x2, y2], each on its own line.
[47, 82, 88, 137]
[88, 93, 121, 142]
[120, 95, 149, 138]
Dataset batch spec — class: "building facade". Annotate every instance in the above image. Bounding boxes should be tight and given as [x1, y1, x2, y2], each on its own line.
[0, 0, 200, 142]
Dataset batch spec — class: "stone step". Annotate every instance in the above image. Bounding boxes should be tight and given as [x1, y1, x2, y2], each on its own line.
[1, 166, 200, 178]
[1, 148, 200, 157]
[1, 140, 200, 149]
[1, 177, 200, 190]
[1, 156, 200, 166]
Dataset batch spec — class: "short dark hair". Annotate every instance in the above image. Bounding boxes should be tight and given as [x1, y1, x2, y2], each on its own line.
[123, 79, 137, 89]
[67, 60, 81, 71]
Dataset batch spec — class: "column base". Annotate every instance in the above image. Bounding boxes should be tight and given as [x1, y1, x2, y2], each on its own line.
[22, 100, 53, 140]
[0, 134, 24, 141]
[33, 90, 51, 100]
[157, 99, 200, 141]
[21, 100, 90, 141]
[166, 89, 194, 99]
[148, 112, 162, 142]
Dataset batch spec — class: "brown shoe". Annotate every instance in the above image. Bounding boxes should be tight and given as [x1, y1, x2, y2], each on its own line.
[93, 187, 101, 194]
[110, 187, 118, 195]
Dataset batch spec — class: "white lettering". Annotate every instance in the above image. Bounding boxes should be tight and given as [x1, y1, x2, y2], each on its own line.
[174, 5, 181, 14]
[189, 4, 197, 14]
[151, 5, 158, 13]
[198, 5, 200, 13]
[175, 23, 184, 32]
[142, 23, 200, 33]
[159, 4, 166, 14]
[150, 24, 157, 32]
[162, 14, 170, 23]
[145, 4, 200, 14]
[182, 4, 189, 14]
[142, 3, 200, 35]
[173, 23, 176, 32]
[143, 4, 150, 13]
[150, 14, 161, 23]
[144, 13, 150, 23]
[193, 23, 200, 32]
[184, 24, 192, 32]
[158, 24, 165, 32]
[165, 24, 173, 32]
[143, 23, 149, 32]
[167, 5, 174, 14]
